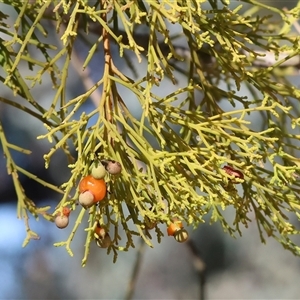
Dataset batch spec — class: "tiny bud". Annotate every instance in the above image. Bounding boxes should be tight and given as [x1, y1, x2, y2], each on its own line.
[79, 191, 95, 208]
[55, 215, 69, 229]
[62, 207, 71, 217]
[102, 160, 122, 175]
[91, 163, 107, 179]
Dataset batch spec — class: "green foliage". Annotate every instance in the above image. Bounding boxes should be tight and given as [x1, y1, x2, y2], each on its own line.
[1, 0, 300, 264]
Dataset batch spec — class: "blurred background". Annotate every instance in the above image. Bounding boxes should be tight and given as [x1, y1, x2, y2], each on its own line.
[1, 1, 300, 299]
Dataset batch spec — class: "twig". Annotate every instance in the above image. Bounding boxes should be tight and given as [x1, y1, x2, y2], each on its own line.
[125, 239, 146, 300]
[69, 50, 101, 106]
[186, 240, 206, 300]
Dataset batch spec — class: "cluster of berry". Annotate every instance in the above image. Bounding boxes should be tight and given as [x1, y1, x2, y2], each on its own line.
[54, 160, 121, 248]
[144, 215, 189, 243]
[54, 163, 244, 250]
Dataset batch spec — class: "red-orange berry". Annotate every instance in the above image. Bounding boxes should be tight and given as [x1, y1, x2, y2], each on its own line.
[222, 165, 244, 183]
[62, 207, 71, 217]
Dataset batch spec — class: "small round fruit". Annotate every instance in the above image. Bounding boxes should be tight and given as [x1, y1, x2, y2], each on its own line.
[94, 223, 106, 239]
[79, 191, 95, 208]
[102, 160, 122, 175]
[167, 219, 183, 236]
[174, 228, 189, 243]
[91, 163, 107, 179]
[79, 175, 107, 202]
[145, 216, 157, 230]
[94, 223, 111, 248]
[95, 233, 111, 248]
[55, 215, 69, 229]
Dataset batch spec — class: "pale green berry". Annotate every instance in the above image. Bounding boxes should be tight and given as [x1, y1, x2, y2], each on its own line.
[55, 215, 69, 229]
[91, 164, 107, 179]
[173, 228, 189, 243]
[79, 190, 95, 208]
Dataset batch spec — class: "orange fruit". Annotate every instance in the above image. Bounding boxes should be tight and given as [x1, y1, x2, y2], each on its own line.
[79, 175, 107, 202]
[167, 219, 183, 236]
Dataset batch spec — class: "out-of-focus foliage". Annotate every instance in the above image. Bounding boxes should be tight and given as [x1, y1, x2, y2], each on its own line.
[1, 0, 300, 264]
